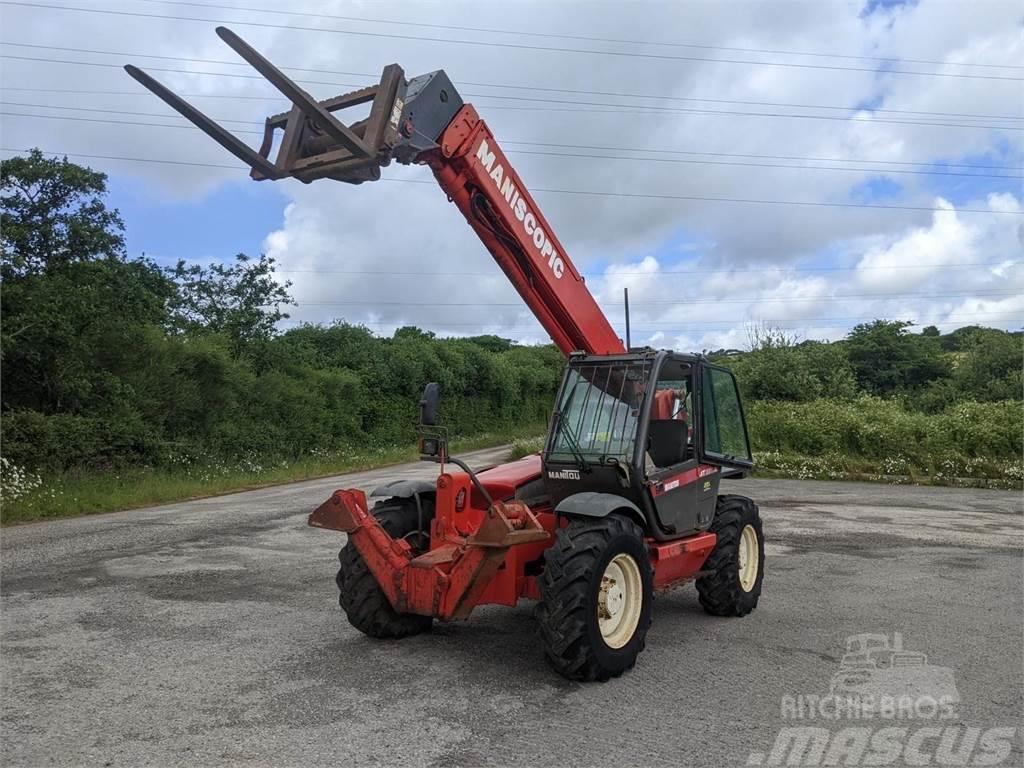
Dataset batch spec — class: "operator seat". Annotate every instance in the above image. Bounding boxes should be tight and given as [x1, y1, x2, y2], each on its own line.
[647, 419, 689, 468]
[648, 389, 690, 468]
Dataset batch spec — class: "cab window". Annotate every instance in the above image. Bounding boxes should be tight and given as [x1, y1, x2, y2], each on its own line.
[702, 367, 752, 464]
[645, 360, 695, 471]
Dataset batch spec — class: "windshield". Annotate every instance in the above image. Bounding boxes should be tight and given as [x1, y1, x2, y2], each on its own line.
[546, 360, 652, 463]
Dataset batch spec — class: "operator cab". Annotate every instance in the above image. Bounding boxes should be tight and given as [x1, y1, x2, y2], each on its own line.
[542, 350, 753, 541]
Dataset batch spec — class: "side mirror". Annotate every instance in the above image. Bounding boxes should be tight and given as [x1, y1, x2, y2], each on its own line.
[419, 382, 440, 426]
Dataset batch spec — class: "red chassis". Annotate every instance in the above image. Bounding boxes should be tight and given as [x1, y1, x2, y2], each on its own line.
[310, 454, 717, 621]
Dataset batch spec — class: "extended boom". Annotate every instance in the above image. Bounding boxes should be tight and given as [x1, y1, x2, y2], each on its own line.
[126, 27, 623, 356]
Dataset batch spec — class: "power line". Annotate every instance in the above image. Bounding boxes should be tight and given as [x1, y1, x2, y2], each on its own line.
[4, 41, 1022, 122]
[516, 148, 1022, 180]
[6, 102, 1019, 179]
[1, 141, 1019, 216]
[0, 109, 262, 132]
[6, 87, 1017, 171]
[272, 311, 1022, 329]
[2, 1, 1021, 82]
[284, 290, 1022, 308]
[273, 263, 1018, 277]
[2, 143, 1014, 277]
[5, 140, 1014, 279]
[129, 0, 1024, 71]
[1, 101, 262, 128]
[507, 140, 1021, 172]
[4, 54, 1020, 131]
[4, 84, 1021, 128]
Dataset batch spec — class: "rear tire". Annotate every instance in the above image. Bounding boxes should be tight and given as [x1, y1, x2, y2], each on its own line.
[536, 515, 654, 682]
[696, 494, 764, 617]
[336, 497, 434, 639]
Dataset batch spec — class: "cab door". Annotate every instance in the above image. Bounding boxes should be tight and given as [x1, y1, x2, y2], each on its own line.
[642, 358, 708, 536]
[699, 364, 754, 472]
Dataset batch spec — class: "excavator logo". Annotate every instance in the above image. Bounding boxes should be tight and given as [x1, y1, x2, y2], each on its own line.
[476, 139, 566, 279]
[828, 632, 960, 708]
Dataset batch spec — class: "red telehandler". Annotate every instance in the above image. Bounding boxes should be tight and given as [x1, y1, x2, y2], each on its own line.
[127, 28, 765, 681]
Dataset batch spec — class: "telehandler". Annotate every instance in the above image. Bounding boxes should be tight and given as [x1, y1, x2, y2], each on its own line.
[126, 28, 765, 681]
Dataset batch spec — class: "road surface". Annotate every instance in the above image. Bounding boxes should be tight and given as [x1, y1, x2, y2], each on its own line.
[3, 446, 1022, 766]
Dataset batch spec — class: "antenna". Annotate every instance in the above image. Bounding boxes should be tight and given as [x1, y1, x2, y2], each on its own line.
[624, 287, 631, 350]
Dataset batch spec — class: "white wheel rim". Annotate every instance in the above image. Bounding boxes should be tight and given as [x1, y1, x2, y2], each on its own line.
[738, 524, 760, 592]
[598, 553, 643, 649]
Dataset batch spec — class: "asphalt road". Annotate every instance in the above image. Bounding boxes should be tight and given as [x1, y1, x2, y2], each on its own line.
[2, 447, 1022, 767]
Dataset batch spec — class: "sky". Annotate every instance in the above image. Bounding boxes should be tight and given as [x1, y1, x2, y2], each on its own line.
[1, 0, 1022, 352]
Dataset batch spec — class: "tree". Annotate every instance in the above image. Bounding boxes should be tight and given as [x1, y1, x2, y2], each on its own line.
[1, 149, 125, 278]
[1, 151, 173, 414]
[167, 253, 294, 352]
[954, 329, 1023, 402]
[722, 326, 857, 402]
[1, 258, 174, 413]
[845, 320, 949, 396]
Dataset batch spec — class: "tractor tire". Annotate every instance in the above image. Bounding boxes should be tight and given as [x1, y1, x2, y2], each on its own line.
[696, 494, 764, 617]
[536, 515, 654, 682]
[336, 496, 434, 639]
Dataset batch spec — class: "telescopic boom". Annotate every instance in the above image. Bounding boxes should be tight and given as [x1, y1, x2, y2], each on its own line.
[125, 27, 625, 357]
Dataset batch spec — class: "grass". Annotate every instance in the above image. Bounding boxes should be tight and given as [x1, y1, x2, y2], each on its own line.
[510, 439, 1021, 489]
[508, 435, 546, 460]
[0, 422, 547, 525]
[753, 450, 1023, 490]
[5, 415, 1022, 526]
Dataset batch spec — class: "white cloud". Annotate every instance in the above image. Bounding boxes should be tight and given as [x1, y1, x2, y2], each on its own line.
[855, 199, 976, 288]
[2, 0, 1021, 345]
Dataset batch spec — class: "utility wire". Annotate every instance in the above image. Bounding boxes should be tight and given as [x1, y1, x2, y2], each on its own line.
[4, 141, 1010, 277]
[273, 263, 1017, 277]
[5, 102, 1019, 179]
[3, 41, 1021, 121]
[3, 54, 1020, 131]
[508, 140, 1021, 171]
[4, 84, 1021, 127]
[130, 0, 1023, 71]
[5, 87, 1017, 171]
[0, 141, 1018, 216]
[4, 140, 1019, 217]
[4, 143, 1015, 277]
[284, 290, 1022, 308]
[2, 1, 1021, 81]
[272, 311, 1022, 329]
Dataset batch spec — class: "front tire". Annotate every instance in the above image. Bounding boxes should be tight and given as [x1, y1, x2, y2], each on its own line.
[696, 494, 764, 617]
[336, 497, 434, 639]
[536, 515, 654, 682]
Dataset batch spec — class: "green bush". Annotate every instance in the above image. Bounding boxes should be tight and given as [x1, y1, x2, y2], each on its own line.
[1, 410, 163, 472]
[746, 397, 1022, 464]
[0, 323, 564, 473]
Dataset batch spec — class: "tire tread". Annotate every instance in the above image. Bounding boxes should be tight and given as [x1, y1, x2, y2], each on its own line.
[336, 498, 433, 639]
[536, 515, 652, 682]
[695, 494, 764, 617]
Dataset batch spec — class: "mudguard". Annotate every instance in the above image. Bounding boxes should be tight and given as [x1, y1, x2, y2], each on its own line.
[554, 492, 644, 526]
[370, 479, 436, 500]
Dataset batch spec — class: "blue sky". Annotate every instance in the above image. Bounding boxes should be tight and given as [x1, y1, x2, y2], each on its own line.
[108, 174, 288, 267]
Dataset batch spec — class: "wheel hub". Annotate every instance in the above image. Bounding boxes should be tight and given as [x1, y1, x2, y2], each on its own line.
[738, 524, 760, 592]
[597, 553, 643, 649]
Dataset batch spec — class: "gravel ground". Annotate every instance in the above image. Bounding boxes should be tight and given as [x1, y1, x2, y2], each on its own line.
[2, 446, 1021, 767]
